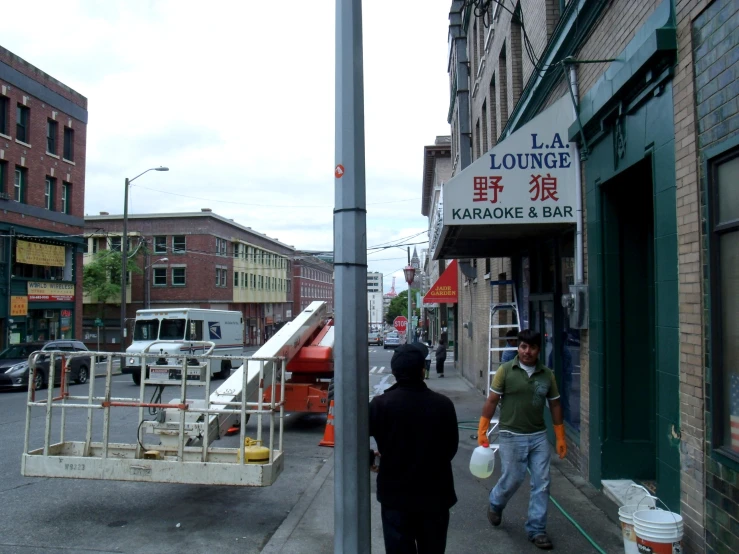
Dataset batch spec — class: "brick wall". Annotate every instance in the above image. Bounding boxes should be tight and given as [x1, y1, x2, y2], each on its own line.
[689, 0, 739, 551]
[0, 45, 87, 344]
[575, 0, 660, 99]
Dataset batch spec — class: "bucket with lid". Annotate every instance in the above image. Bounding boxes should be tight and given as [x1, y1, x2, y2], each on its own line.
[633, 509, 683, 554]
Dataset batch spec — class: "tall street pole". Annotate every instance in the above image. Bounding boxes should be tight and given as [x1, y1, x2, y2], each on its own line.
[119, 177, 130, 352]
[334, 0, 370, 551]
[407, 248, 412, 343]
[119, 167, 168, 351]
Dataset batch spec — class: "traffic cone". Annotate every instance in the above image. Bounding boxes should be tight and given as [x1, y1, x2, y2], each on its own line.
[319, 400, 335, 447]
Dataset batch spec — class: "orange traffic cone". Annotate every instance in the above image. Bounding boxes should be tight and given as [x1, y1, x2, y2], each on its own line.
[319, 400, 335, 447]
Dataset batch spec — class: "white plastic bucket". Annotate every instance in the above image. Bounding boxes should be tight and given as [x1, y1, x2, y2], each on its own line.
[633, 510, 683, 554]
[618, 505, 639, 554]
[469, 445, 495, 478]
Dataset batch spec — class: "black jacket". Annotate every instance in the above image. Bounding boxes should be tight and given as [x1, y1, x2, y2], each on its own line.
[435, 343, 447, 362]
[369, 380, 458, 511]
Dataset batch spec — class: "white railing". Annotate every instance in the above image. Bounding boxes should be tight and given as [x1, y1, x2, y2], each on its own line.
[21, 348, 285, 487]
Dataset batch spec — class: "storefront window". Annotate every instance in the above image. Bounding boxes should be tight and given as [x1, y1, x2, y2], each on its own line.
[709, 150, 739, 457]
[560, 233, 580, 431]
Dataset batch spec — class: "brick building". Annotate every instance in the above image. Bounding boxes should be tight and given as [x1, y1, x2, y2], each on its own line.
[426, 1, 739, 551]
[292, 252, 334, 316]
[83, 210, 294, 348]
[0, 45, 88, 348]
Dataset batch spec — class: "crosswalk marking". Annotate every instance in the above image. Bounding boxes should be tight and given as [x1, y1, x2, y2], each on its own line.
[370, 366, 377, 373]
[378, 366, 385, 373]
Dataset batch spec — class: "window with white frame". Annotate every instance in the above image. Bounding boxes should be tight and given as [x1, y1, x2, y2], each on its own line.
[153, 268, 167, 286]
[172, 236, 186, 253]
[154, 236, 167, 254]
[172, 267, 186, 286]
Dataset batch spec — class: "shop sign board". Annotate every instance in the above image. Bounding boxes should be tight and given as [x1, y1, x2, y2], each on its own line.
[28, 282, 75, 302]
[443, 95, 577, 226]
[16, 240, 65, 267]
[11, 296, 28, 316]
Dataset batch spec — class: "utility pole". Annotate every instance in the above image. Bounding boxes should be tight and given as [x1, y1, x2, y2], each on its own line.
[334, 0, 370, 552]
[407, 247, 412, 343]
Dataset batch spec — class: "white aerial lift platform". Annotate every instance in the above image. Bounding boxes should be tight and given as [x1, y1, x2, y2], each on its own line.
[21, 302, 332, 487]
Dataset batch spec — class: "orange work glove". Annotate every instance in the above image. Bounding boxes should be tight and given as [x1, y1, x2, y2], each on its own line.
[477, 416, 490, 447]
[554, 424, 567, 459]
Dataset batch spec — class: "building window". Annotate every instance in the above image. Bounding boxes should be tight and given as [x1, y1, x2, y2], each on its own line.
[154, 236, 167, 254]
[153, 267, 167, 286]
[47, 119, 58, 154]
[16, 105, 30, 143]
[216, 268, 221, 287]
[110, 237, 122, 251]
[172, 236, 186, 253]
[14, 167, 26, 203]
[172, 267, 186, 286]
[63, 127, 74, 161]
[222, 268, 227, 287]
[709, 147, 739, 459]
[233, 243, 240, 258]
[92, 238, 99, 254]
[61, 182, 70, 214]
[216, 237, 227, 256]
[0, 96, 9, 135]
[234, 271, 239, 287]
[45, 177, 55, 210]
[0, 161, 6, 197]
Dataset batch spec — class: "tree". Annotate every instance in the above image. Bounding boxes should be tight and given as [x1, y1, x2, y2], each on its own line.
[385, 289, 421, 324]
[83, 250, 142, 317]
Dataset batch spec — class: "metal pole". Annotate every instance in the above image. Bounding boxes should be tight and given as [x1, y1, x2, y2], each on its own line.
[407, 247, 412, 343]
[119, 177, 129, 352]
[334, 0, 370, 551]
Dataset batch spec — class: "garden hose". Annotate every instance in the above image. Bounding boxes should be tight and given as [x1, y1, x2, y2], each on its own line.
[458, 420, 609, 554]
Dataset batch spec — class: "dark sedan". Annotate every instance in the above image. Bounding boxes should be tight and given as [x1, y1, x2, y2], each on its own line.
[0, 341, 92, 390]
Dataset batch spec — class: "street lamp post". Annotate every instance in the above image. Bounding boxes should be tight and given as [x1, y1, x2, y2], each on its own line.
[145, 257, 168, 309]
[403, 264, 416, 344]
[120, 166, 168, 351]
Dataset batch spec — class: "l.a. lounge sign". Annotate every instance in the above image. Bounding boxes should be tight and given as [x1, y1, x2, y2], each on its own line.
[443, 95, 577, 225]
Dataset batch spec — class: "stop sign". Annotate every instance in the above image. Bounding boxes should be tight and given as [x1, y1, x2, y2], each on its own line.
[393, 316, 408, 333]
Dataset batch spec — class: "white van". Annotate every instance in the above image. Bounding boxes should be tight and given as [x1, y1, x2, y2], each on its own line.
[122, 308, 244, 385]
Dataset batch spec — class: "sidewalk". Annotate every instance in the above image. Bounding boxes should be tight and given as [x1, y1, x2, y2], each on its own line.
[262, 368, 624, 553]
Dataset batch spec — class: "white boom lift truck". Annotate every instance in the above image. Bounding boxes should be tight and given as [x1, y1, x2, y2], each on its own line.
[21, 302, 333, 487]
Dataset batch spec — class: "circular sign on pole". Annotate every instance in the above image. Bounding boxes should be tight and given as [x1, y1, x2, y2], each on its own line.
[335, 164, 345, 179]
[393, 316, 408, 333]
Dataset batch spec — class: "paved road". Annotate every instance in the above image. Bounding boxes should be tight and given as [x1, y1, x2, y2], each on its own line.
[0, 347, 394, 554]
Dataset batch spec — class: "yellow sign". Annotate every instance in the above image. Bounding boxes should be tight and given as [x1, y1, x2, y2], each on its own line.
[11, 296, 28, 316]
[16, 240, 65, 267]
[28, 282, 75, 301]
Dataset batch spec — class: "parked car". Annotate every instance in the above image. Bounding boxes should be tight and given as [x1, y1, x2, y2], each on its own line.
[383, 332, 401, 349]
[368, 331, 383, 346]
[0, 341, 92, 390]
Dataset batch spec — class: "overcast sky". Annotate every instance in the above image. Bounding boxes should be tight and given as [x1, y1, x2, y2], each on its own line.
[2, 0, 452, 293]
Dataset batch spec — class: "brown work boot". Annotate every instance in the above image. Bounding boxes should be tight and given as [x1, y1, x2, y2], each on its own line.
[487, 506, 502, 526]
[530, 534, 553, 549]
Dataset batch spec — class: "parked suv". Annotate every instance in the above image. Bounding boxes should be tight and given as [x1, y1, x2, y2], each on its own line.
[0, 341, 91, 390]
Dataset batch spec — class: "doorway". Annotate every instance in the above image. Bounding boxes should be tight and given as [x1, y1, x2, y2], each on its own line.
[600, 158, 656, 481]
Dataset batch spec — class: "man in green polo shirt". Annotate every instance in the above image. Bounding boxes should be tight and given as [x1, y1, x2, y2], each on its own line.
[477, 329, 566, 550]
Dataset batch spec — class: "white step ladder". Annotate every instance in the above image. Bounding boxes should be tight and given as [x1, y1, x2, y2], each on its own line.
[485, 280, 521, 449]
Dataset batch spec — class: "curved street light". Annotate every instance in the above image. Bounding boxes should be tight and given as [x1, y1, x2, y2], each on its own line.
[120, 167, 169, 350]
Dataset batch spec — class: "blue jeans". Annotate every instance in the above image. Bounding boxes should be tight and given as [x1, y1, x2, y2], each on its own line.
[489, 431, 551, 538]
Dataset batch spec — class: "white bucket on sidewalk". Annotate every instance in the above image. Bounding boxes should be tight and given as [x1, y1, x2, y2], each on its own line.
[633, 509, 683, 554]
[618, 505, 640, 554]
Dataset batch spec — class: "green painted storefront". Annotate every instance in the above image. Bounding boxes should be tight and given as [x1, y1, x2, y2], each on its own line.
[569, 0, 681, 510]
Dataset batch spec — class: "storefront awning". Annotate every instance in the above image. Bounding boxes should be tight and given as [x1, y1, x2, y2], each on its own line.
[423, 260, 458, 304]
[433, 95, 577, 260]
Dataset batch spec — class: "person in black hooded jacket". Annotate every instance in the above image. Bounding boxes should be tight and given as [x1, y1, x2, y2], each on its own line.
[369, 342, 459, 553]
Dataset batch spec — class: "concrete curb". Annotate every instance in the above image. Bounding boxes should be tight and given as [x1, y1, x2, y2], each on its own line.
[261, 454, 335, 553]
